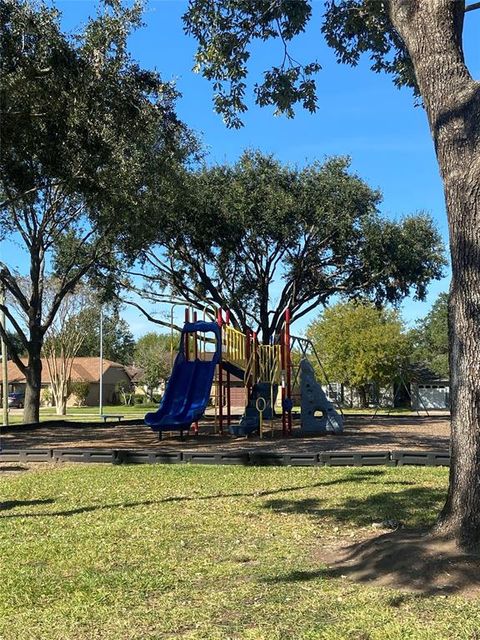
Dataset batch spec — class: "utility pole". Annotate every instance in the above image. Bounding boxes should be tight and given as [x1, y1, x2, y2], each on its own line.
[99, 306, 103, 415]
[0, 285, 8, 426]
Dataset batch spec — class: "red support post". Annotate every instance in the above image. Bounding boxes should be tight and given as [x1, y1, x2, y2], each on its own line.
[225, 310, 231, 429]
[193, 311, 198, 360]
[252, 331, 258, 394]
[193, 311, 199, 435]
[184, 308, 190, 361]
[217, 308, 224, 434]
[245, 328, 252, 406]
[281, 325, 287, 436]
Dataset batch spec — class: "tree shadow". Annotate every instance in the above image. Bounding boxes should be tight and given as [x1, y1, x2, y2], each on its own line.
[266, 528, 480, 597]
[1, 498, 55, 511]
[260, 481, 480, 597]
[263, 484, 445, 527]
[0, 470, 390, 519]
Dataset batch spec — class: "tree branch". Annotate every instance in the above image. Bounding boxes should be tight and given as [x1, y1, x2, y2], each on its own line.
[0, 317, 28, 375]
[465, 2, 480, 12]
[43, 253, 106, 333]
[0, 304, 29, 349]
[0, 185, 42, 210]
[123, 299, 184, 332]
[0, 264, 31, 313]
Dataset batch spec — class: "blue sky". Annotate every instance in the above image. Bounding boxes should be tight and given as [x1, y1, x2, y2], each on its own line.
[7, 1, 480, 337]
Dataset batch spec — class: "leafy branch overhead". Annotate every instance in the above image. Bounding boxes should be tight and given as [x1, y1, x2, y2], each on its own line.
[184, 0, 418, 127]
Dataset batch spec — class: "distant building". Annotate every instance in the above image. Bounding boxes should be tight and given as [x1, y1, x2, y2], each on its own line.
[407, 363, 450, 410]
[0, 357, 132, 407]
[410, 379, 450, 410]
[320, 375, 450, 411]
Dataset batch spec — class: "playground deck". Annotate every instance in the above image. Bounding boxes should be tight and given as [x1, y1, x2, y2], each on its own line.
[1, 413, 450, 453]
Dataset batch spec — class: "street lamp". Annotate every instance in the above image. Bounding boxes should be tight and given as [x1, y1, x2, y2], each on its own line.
[0, 285, 8, 427]
[99, 306, 103, 416]
[170, 302, 182, 369]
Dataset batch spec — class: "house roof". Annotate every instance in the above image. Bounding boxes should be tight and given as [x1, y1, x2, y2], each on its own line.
[124, 365, 144, 383]
[1, 357, 127, 385]
[408, 362, 449, 384]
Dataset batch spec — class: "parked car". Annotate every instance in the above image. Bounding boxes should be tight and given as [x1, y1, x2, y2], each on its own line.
[8, 392, 24, 409]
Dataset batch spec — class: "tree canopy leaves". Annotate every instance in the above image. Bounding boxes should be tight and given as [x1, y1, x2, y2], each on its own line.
[134, 332, 172, 400]
[135, 150, 445, 342]
[411, 292, 449, 378]
[307, 300, 411, 393]
[74, 306, 135, 365]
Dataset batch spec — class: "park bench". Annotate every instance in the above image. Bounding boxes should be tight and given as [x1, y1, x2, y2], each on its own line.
[100, 414, 124, 425]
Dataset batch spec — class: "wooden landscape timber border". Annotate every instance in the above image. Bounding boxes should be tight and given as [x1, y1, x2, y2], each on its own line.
[0, 448, 451, 467]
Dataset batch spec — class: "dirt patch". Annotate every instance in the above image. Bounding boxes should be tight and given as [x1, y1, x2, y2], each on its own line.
[0, 414, 451, 452]
[318, 528, 480, 597]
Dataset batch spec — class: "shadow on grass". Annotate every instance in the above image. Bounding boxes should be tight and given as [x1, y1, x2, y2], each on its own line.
[264, 528, 480, 597]
[1, 498, 55, 511]
[0, 469, 396, 519]
[263, 484, 446, 527]
[259, 482, 480, 597]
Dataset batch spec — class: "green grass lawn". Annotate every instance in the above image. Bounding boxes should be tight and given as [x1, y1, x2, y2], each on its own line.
[290, 406, 427, 416]
[5, 404, 155, 425]
[4, 404, 436, 426]
[1, 464, 478, 639]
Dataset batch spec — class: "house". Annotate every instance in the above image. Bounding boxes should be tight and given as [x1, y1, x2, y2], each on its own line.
[402, 362, 450, 410]
[125, 364, 166, 399]
[0, 357, 132, 407]
[410, 378, 450, 410]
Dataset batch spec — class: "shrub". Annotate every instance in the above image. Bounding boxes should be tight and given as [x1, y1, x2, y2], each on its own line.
[115, 381, 134, 406]
[69, 381, 90, 406]
[41, 387, 53, 407]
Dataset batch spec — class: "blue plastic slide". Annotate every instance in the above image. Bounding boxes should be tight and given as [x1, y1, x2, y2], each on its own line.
[145, 321, 221, 437]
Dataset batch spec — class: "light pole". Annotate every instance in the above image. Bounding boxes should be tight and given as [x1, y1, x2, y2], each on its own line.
[0, 285, 8, 427]
[170, 302, 181, 369]
[99, 306, 103, 416]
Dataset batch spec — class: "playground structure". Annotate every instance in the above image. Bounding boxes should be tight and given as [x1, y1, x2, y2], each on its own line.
[144, 320, 222, 438]
[299, 359, 343, 434]
[145, 308, 344, 439]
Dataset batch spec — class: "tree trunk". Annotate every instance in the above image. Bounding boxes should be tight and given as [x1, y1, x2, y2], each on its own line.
[24, 347, 42, 423]
[55, 395, 67, 416]
[389, 0, 480, 549]
[357, 385, 368, 409]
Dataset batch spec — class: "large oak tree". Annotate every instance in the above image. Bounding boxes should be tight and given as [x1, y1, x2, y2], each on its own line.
[183, 0, 480, 550]
[132, 150, 445, 343]
[0, 0, 194, 422]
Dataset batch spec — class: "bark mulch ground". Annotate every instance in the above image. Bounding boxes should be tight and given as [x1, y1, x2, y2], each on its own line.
[1, 413, 450, 453]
